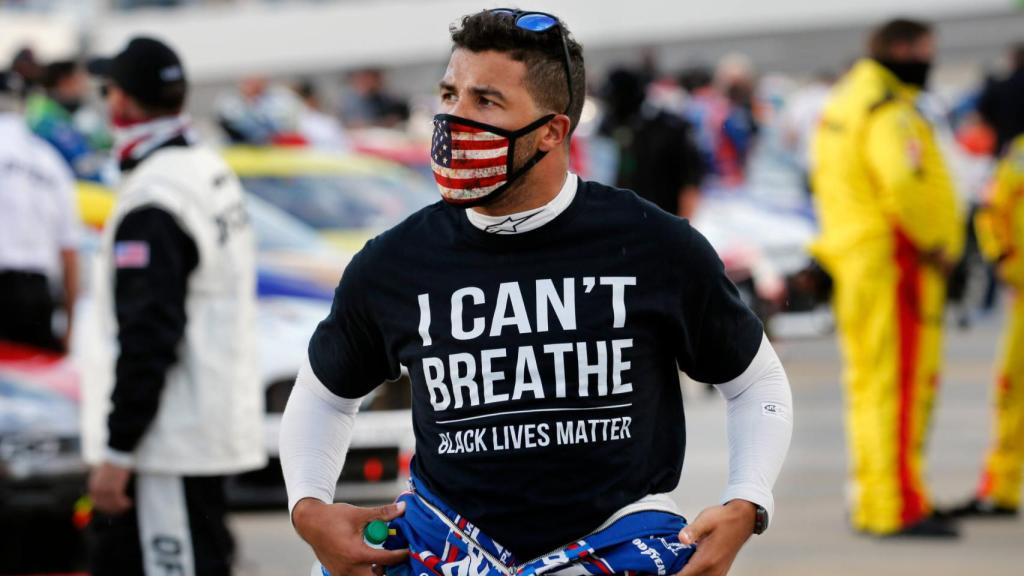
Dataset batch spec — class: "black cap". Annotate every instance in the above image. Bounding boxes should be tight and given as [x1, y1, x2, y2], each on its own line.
[89, 37, 187, 109]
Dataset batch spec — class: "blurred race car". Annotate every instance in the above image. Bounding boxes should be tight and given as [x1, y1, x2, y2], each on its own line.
[223, 146, 437, 253]
[691, 188, 824, 326]
[0, 343, 88, 574]
[350, 127, 434, 181]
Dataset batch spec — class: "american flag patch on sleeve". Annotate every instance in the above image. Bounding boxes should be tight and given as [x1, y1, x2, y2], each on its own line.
[114, 241, 150, 269]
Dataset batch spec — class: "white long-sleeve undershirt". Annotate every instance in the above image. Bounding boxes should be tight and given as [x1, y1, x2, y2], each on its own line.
[713, 333, 793, 527]
[280, 357, 362, 515]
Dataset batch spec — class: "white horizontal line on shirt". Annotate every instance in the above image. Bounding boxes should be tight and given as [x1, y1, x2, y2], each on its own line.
[435, 403, 633, 425]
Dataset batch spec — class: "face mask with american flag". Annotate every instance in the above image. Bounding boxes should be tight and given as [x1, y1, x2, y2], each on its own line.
[431, 113, 554, 206]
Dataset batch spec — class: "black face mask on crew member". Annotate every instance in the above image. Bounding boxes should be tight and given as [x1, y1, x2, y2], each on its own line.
[56, 96, 84, 115]
[877, 58, 933, 89]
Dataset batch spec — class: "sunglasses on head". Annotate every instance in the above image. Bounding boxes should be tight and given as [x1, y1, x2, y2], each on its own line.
[488, 8, 574, 116]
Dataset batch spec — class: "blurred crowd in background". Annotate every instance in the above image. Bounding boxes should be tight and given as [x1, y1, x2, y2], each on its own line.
[2, 12, 1024, 347]
[5, 25, 1022, 230]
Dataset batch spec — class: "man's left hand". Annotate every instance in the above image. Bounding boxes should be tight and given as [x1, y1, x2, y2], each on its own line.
[675, 500, 757, 576]
[921, 248, 956, 278]
[88, 462, 133, 515]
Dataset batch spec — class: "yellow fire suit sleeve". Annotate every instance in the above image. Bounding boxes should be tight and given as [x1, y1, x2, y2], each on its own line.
[864, 104, 963, 260]
[979, 142, 1024, 287]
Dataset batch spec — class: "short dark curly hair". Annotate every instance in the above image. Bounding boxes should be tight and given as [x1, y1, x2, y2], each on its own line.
[868, 18, 933, 60]
[450, 9, 586, 135]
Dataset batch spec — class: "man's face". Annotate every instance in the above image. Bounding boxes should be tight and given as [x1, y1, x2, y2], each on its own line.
[104, 84, 136, 125]
[910, 34, 936, 63]
[351, 69, 383, 94]
[240, 76, 268, 101]
[439, 48, 545, 132]
[55, 68, 88, 103]
[439, 49, 553, 174]
[890, 34, 936, 63]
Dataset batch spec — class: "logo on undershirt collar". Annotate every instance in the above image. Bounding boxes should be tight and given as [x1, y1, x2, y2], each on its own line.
[483, 210, 542, 234]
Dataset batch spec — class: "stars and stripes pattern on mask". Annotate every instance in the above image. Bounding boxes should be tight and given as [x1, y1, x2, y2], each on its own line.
[431, 118, 511, 203]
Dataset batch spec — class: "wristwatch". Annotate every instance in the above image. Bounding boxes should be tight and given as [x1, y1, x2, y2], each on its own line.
[753, 504, 769, 535]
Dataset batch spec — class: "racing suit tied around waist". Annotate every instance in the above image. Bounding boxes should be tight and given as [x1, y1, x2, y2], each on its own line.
[375, 473, 695, 576]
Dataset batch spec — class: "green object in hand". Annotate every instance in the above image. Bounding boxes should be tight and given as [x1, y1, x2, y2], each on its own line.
[364, 520, 389, 545]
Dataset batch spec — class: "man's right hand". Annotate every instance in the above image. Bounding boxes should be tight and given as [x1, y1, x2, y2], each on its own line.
[293, 498, 409, 576]
[920, 247, 956, 278]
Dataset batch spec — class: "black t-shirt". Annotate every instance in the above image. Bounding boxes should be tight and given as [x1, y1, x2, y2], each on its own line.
[308, 179, 762, 560]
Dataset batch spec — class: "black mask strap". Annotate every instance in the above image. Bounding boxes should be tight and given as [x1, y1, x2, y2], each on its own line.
[509, 113, 557, 138]
[497, 112, 556, 196]
[433, 113, 556, 138]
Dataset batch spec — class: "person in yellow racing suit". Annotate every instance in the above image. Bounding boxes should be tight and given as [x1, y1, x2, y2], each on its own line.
[810, 19, 964, 538]
[950, 135, 1024, 518]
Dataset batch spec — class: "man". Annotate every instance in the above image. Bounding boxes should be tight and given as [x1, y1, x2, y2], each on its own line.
[79, 37, 265, 575]
[282, 10, 792, 576]
[680, 66, 730, 184]
[9, 47, 44, 99]
[715, 55, 759, 188]
[977, 42, 1024, 157]
[810, 19, 964, 537]
[216, 76, 304, 145]
[679, 62, 757, 191]
[293, 79, 351, 151]
[338, 68, 410, 129]
[951, 132, 1024, 518]
[0, 70, 79, 353]
[599, 68, 704, 218]
[26, 59, 109, 181]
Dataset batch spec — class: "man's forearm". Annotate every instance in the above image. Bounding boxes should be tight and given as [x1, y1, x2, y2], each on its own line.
[280, 358, 363, 516]
[714, 333, 794, 526]
[60, 249, 77, 346]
